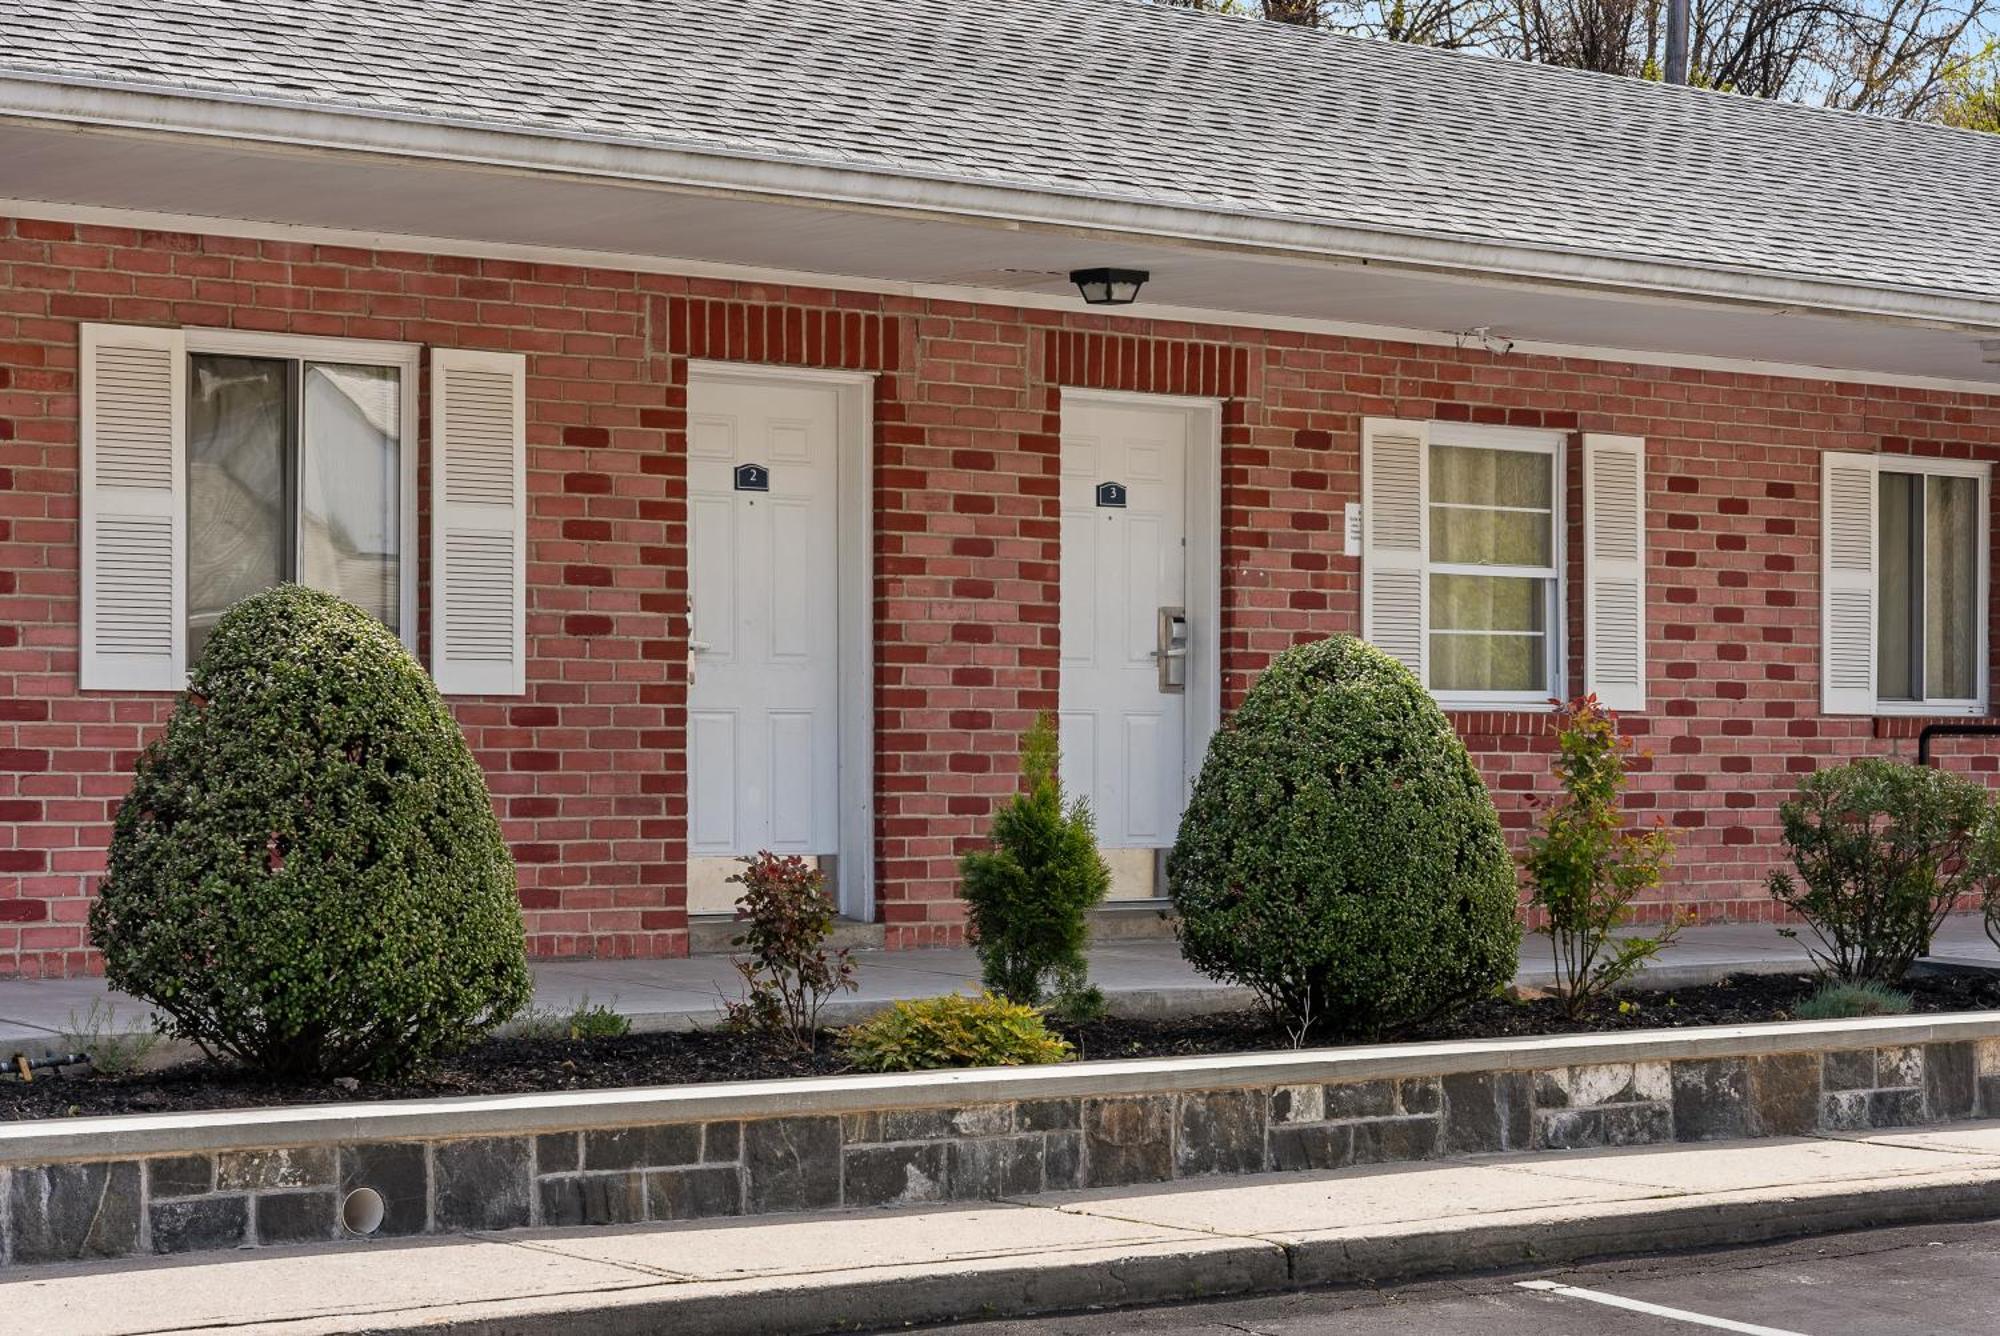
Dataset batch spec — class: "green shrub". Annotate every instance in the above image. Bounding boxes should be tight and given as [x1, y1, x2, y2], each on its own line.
[839, 993, 1073, 1072]
[90, 585, 531, 1080]
[1523, 695, 1682, 1017]
[1793, 979, 1914, 1020]
[959, 715, 1111, 1018]
[1768, 758, 1985, 984]
[1168, 636, 1520, 1042]
[723, 852, 856, 1051]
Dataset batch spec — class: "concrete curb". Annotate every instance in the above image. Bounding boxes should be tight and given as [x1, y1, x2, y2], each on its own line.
[267, 1168, 2000, 1335]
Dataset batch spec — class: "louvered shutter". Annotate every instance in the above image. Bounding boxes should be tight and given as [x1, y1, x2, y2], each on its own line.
[79, 324, 186, 691]
[1361, 418, 1429, 680]
[1583, 435, 1647, 713]
[1821, 451, 1878, 715]
[431, 349, 527, 696]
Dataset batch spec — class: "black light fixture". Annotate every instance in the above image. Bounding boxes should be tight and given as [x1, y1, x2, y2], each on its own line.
[1069, 267, 1149, 306]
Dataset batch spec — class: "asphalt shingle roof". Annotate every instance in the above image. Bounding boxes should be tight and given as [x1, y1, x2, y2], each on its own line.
[2, 0, 1996, 301]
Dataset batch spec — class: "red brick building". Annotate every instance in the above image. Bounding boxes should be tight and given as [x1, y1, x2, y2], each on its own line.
[3, 0, 1999, 976]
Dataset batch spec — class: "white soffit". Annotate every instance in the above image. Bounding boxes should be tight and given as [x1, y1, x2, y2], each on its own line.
[2, 120, 1996, 390]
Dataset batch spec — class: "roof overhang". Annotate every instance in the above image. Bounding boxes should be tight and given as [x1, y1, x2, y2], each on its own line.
[5, 73, 1999, 391]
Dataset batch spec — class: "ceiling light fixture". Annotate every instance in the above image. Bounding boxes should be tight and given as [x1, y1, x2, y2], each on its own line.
[1069, 268, 1150, 306]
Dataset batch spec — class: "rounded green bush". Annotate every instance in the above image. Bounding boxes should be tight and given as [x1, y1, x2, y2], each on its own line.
[839, 993, 1073, 1072]
[1168, 636, 1520, 1040]
[90, 585, 532, 1079]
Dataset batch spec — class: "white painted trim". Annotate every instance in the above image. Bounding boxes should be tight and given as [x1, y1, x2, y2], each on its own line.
[9, 198, 2000, 398]
[686, 362, 877, 922]
[1061, 388, 1224, 803]
[184, 328, 421, 367]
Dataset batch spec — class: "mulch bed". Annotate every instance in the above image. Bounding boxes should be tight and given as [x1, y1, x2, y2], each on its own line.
[6, 971, 1998, 1122]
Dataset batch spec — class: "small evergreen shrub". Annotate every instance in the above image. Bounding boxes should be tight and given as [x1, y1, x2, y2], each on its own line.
[1768, 758, 1985, 984]
[1793, 979, 1914, 1020]
[90, 585, 531, 1080]
[839, 993, 1073, 1072]
[1523, 695, 1682, 1017]
[1169, 636, 1520, 1042]
[959, 715, 1111, 1018]
[724, 852, 856, 1051]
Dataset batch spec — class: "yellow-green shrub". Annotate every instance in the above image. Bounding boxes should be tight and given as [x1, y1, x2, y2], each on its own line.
[839, 994, 1073, 1072]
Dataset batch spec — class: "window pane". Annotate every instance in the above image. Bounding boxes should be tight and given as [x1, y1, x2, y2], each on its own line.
[1877, 472, 1921, 701]
[1927, 474, 1978, 700]
[1430, 633, 1548, 693]
[1428, 573, 1550, 693]
[1430, 445, 1553, 508]
[187, 355, 289, 660]
[300, 363, 401, 633]
[1431, 507, 1553, 566]
[1431, 573, 1547, 633]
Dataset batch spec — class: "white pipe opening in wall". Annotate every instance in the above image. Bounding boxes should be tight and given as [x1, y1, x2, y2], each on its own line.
[341, 1187, 385, 1236]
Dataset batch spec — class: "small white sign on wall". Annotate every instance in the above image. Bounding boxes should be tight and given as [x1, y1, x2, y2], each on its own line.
[1343, 502, 1362, 558]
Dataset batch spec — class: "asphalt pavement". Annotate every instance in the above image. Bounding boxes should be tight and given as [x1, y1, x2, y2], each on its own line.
[923, 1218, 2000, 1335]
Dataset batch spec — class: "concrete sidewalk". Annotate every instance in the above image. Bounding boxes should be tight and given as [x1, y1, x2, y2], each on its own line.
[10, 1121, 2000, 1336]
[4, 914, 1996, 1049]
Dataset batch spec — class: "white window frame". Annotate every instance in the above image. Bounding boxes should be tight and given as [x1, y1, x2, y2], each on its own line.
[183, 328, 422, 650]
[1869, 455, 1990, 718]
[1426, 423, 1567, 711]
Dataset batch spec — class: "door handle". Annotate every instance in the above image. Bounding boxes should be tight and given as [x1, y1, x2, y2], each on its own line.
[1155, 606, 1188, 694]
[689, 640, 713, 653]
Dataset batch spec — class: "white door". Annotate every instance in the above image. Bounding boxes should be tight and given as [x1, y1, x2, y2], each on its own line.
[1060, 398, 1193, 901]
[687, 375, 842, 911]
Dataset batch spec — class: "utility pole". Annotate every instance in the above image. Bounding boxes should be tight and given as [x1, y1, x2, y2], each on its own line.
[1664, 0, 1690, 85]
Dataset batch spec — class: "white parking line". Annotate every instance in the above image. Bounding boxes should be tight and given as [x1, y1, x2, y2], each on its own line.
[1515, 1280, 1812, 1335]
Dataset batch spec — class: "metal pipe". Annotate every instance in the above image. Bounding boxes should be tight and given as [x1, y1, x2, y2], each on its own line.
[1916, 721, 2000, 766]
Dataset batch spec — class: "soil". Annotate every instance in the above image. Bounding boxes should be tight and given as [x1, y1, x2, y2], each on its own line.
[7, 971, 1998, 1122]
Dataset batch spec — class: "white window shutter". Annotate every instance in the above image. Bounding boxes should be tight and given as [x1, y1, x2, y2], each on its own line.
[431, 348, 527, 696]
[79, 323, 186, 691]
[1583, 434, 1647, 713]
[1360, 417, 1429, 680]
[1821, 451, 1878, 715]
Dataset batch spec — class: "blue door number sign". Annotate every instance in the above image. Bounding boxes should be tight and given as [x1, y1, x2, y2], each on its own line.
[1095, 481, 1127, 508]
[734, 463, 770, 492]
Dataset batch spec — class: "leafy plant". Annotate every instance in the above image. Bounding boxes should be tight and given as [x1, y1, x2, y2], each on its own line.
[839, 993, 1073, 1072]
[58, 999, 160, 1077]
[723, 852, 857, 1050]
[1794, 979, 1914, 1020]
[1168, 636, 1521, 1044]
[1522, 695, 1682, 1018]
[959, 715, 1111, 1019]
[90, 585, 532, 1080]
[1768, 758, 1986, 984]
[511, 995, 631, 1041]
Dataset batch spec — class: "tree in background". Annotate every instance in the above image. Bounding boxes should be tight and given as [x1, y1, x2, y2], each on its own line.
[1939, 38, 2000, 124]
[1161, 0, 1997, 123]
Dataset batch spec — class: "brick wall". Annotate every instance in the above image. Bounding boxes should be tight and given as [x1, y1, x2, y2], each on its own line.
[4, 216, 2000, 975]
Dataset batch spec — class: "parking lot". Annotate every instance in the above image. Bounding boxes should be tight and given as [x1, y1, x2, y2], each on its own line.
[926, 1219, 2000, 1334]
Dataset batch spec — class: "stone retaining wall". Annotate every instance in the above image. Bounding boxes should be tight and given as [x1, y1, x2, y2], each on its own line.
[6, 1017, 1999, 1267]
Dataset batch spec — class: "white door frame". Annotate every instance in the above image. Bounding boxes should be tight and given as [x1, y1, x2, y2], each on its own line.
[1059, 387, 1223, 821]
[685, 360, 876, 921]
